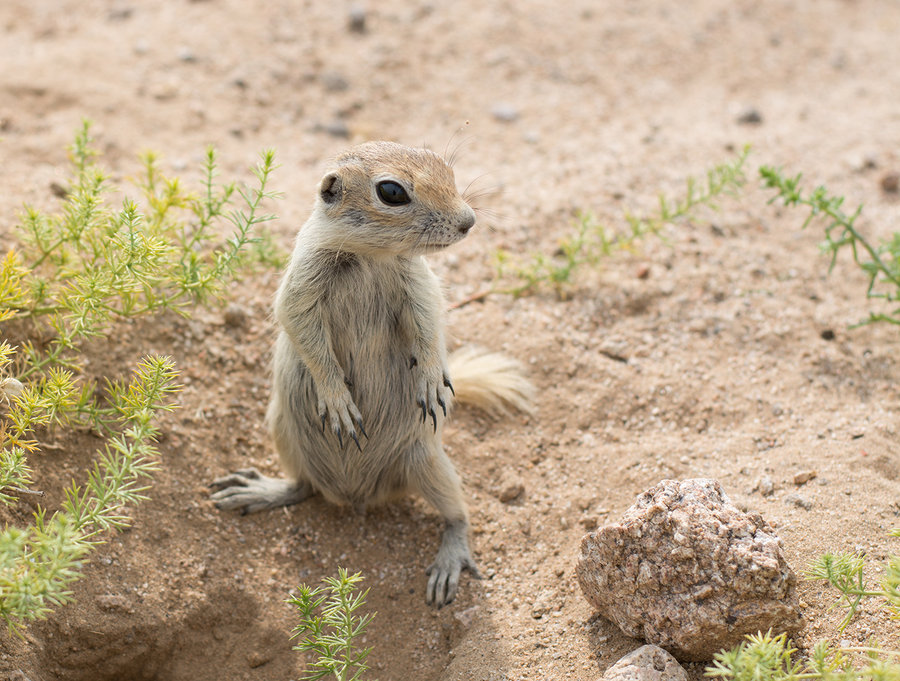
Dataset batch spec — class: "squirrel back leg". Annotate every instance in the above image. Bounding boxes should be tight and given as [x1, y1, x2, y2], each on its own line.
[209, 375, 314, 513]
[405, 441, 481, 606]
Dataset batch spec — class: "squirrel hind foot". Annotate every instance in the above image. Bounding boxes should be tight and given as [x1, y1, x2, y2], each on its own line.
[209, 467, 312, 513]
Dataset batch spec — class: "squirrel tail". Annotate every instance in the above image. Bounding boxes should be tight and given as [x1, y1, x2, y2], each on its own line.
[447, 346, 535, 417]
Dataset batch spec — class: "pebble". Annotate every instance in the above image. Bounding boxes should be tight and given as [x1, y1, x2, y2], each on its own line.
[757, 475, 775, 496]
[223, 303, 249, 329]
[108, 7, 134, 21]
[736, 106, 763, 125]
[783, 493, 812, 510]
[491, 104, 520, 123]
[321, 72, 349, 92]
[792, 470, 817, 485]
[581, 515, 599, 530]
[881, 172, 899, 194]
[317, 120, 350, 138]
[247, 650, 273, 668]
[453, 605, 480, 628]
[601, 645, 688, 681]
[96, 593, 134, 613]
[496, 474, 525, 503]
[348, 6, 367, 33]
[0, 377, 24, 400]
[531, 590, 553, 618]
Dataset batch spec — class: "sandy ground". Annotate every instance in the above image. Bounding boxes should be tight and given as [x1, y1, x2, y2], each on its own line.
[2, 1, 900, 679]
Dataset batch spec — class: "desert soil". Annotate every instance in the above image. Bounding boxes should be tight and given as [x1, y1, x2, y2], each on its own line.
[2, 1, 900, 679]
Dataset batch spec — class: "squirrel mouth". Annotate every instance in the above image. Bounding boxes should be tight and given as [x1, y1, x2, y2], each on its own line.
[417, 232, 467, 253]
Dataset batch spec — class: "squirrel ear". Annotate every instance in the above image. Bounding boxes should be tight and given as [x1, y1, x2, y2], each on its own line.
[319, 172, 343, 205]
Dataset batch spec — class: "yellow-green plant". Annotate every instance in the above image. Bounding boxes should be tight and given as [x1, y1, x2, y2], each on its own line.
[804, 530, 900, 632]
[707, 534, 900, 681]
[0, 122, 278, 631]
[288, 569, 377, 681]
[761, 166, 900, 327]
[707, 631, 900, 681]
[452, 146, 750, 307]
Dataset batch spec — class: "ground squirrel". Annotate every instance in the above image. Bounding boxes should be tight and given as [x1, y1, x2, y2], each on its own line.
[210, 141, 533, 606]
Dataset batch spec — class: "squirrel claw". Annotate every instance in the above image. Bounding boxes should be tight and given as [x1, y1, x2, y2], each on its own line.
[429, 407, 437, 432]
[350, 430, 362, 451]
[437, 395, 447, 417]
[417, 398, 427, 423]
[443, 375, 455, 396]
[355, 417, 368, 439]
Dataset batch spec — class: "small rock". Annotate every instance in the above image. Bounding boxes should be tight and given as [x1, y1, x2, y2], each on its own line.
[581, 515, 600, 530]
[881, 172, 899, 194]
[96, 593, 134, 613]
[736, 107, 763, 125]
[531, 589, 553, 619]
[108, 6, 133, 21]
[49, 181, 68, 198]
[247, 650, 273, 669]
[783, 493, 812, 510]
[223, 303, 249, 329]
[1, 377, 25, 401]
[316, 120, 350, 138]
[321, 72, 349, 92]
[348, 5, 367, 33]
[177, 46, 197, 63]
[792, 470, 817, 485]
[491, 104, 520, 123]
[453, 605, 480, 628]
[496, 473, 525, 503]
[636, 264, 651, 280]
[602, 645, 688, 681]
[577, 478, 801, 661]
[820, 328, 835, 341]
[848, 153, 877, 172]
[8, 672, 34, 681]
[757, 475, 775, 496]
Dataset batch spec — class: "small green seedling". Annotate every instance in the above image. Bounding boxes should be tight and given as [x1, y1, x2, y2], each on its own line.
[288, 568, 377, 681]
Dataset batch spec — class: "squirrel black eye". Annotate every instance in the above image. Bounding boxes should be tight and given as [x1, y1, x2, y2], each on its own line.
[376, 181, 411, 206]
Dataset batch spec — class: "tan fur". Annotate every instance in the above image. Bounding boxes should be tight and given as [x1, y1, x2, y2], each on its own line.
[210, 141, 532, 606]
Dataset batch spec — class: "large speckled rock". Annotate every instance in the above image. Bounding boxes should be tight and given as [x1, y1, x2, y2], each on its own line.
[576, 479, 801, 661]
[601, 645, 688, 681]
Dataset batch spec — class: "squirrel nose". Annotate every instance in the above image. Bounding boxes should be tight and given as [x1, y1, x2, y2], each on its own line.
[457, 211, 475, 235]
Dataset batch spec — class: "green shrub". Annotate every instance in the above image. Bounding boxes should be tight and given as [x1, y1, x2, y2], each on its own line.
[761, 166, 900, 326]
[0, 122, 278, 631]
[288, 568, 377, 681]
[707, 534, 900, 681]
[451, 146, 749, 308]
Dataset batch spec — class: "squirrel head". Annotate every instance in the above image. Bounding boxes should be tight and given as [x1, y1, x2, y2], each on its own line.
[313, 141, 476, 256]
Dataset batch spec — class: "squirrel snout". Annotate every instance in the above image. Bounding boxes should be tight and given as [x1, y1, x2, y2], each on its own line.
[457, 210, 476, 235]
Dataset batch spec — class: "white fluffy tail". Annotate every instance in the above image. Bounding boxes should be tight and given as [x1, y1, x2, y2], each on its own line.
[447, 346, 535, 417]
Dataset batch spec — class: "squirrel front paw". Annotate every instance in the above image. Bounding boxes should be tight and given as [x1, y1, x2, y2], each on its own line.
[410, 355, 453, 432]
[317, 382, 366, 450]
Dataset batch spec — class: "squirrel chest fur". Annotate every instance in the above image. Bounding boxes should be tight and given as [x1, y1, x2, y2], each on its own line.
[272, 250, 446, 507]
